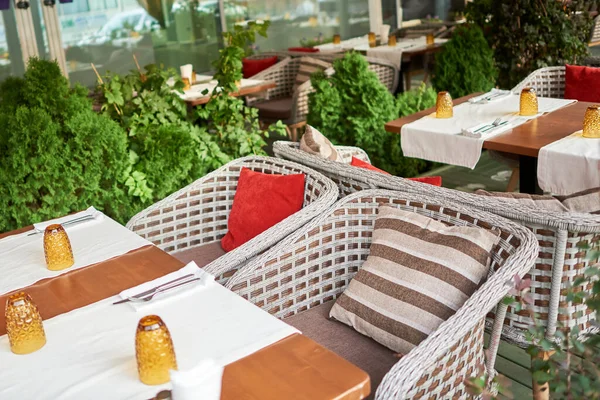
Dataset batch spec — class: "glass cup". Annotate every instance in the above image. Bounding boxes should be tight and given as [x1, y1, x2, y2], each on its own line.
[136, 315, 178, 386]
[519, 87, 539, 116]
[388, 35, 397, 47]
[583, 105, 600, 138]
[5, 292, 46, 354]
[333, 34, 341, 45]
[426, 33, 435, 45]
[44, 224, 74, 271]
[368, 32, 376, 48]
[436, 91, 453, 118]
[191, 71, 197, 85]
[182, 77, 191, 91]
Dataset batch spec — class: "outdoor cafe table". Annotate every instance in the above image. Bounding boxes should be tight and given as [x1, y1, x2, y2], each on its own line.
[385, 93, 593, 194]
[182, 79, 277, 107]
[0, 225, 370, 400]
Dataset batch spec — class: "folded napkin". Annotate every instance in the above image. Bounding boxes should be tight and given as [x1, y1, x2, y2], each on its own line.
[32, 206, 102, 233]
[118, 262, 214, 311]
[170, 359, 224, 400]
[468, 89, 511, 104]
[461, 120, 511, 138]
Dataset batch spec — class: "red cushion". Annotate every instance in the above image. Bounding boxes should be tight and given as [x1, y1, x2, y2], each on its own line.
[288, 47, 320, 53]
[221, 167, 305, 252]
[564, 64, 600, 102]
[242, 56, 278, 79]
[350, 157, 442, 186]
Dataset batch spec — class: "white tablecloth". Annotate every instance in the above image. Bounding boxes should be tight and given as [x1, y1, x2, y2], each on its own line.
[0, 209, 151, 296]
[355, 37, 448, 54]
[179, 79, 267, 101]
[400, 95, 576, 168]
[538, 131, 600, 195]
[0, 272, 299, 400]
[316, 35, 368, 52]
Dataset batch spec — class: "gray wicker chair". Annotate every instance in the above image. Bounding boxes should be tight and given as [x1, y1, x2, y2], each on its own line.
[126, 156, 338, 284]
[590, 14, 600, 46]
[223, 190, 539, 399]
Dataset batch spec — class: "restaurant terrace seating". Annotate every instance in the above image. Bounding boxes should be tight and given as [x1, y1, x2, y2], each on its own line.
[223, 190, 539, 399]
[125, 156, 338, 284]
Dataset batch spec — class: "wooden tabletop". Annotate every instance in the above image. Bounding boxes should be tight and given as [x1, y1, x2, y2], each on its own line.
[185, 81, 276, 106]
[385, 93, 590, 157]
[0, 226, 370, 400]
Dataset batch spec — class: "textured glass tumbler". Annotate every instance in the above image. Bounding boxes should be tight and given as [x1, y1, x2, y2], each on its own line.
[136, 315, 178, 386]
[388, 35, 397, 47]
[368, 32, 376, 48]
[5, 292, 46, 355]
[426, 33, 435, 45]
[436, 91, 453, 118]
[44, 224, 74, 271]
[583, 105, 600, 138]
[182, 77, 191, 91]
[333, 34, 341, 45]
[519, 87, 539, 116]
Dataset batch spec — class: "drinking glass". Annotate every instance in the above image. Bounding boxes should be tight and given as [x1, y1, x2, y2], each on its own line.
[368, 32, 376, 48]
[136, 315, 178, 385]
[44, 224, 74, 271]
[519, 87, 539, 116]
[333, 34, 341, 45]
[191, 71, 197, 85]
[182, 78, 191, 91]
[388, 35, 397, 47]
[5, 292, 46, 354]
[426, 33, 435, 45]
[583, 105, 600, 138]
[436, 91, 453, 118]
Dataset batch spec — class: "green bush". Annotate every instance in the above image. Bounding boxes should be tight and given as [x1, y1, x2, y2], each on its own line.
[467, 0, 598, 88]
[432, 24, 497, 98]
[0, 58, 132, 232]
[307, 52, 427, 177]
[397, 83, 437, 117]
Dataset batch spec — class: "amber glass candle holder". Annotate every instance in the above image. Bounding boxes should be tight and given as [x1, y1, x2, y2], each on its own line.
[333, 34, 341, 45]
[191, 71, 197, 84]
[426, 33, 435, 45]
[519, 87, 539, 116]
[388, 35, 397, 47]
[136, 315, 178, 386]
[583, 105, 600, 138]
[44, 224, 74, 271]
[5, 292, 46, 355]
[182, 77, 191, 91]
[436, 91, 453, 118]
[368, 32, 376, 48]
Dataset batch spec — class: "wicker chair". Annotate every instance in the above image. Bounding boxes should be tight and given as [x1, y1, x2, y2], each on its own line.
[223, 190, 539, 399]
[126, 156, 338, 284]
[589, 14, 600, 46]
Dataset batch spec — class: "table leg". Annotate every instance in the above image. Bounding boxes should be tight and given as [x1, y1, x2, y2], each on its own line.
[519, 155, 542, 194]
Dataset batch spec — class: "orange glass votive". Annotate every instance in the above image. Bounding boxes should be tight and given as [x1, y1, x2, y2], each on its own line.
[426, 33, 435, 45]
[388, 35, 397, 47]
[368, 32, 376, 48]
[191, 71, 197, 84]
[436, 91, 453, 118]
[44, 224, 74, 271]
[519, 87, 538, 116]
[583, 105, 600, 138]
[182, 77, 191, 91]
[333, 34, 341, 45]
[136, 315, 178, 386]
[5, 292, 46, 355]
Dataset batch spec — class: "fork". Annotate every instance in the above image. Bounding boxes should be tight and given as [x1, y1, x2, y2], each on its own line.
[27, 214, 96, 236]
[474, 118, 502, 133]
[126, 277, 201, 303]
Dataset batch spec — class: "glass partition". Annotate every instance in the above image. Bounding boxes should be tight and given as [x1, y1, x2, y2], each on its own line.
[0, 8, 24, 81]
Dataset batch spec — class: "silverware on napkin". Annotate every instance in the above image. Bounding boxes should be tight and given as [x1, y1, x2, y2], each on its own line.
[27, 214, 96, 236]
[113, 273, 196, 305]
[126, 278, 201, 303]
[469, 90, 510, 104]
[462, 119, 508, 138]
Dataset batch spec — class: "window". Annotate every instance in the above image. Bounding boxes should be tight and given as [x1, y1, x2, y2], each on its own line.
[58, 1, 91, 16]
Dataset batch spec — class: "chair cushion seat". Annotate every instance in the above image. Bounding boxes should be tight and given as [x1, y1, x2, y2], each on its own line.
[172, 241, 226, 268]
[284, 301, 399, 395]
[255, 97, 294, 120]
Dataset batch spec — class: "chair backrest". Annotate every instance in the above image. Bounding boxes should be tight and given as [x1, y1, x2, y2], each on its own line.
[511, 66, 566, 99]
[590, 15, 600, 46]
[225, 190, 538, 399]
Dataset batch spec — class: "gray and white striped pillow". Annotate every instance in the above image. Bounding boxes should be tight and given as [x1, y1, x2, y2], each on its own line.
[330, 205, 499, 354]
[292, 57, 331, 93]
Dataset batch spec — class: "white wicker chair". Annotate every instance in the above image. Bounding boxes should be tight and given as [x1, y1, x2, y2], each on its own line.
[511, 66, 566, 99]
[224, 190, 539, 399]
[126, 156, 338, 283]
[590, 14, 600, 46]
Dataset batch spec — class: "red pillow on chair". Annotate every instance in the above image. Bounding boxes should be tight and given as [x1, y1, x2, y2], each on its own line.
[221, 167, 306, 252]
[565, 64, 600, 102]
[242, 56, 278, 78]
[350, 157, 442, 186]
[288, 47, 320, 53]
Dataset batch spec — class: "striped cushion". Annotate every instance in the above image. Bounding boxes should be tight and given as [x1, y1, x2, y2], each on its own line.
[555, 187, 600, 214]
[299, 125, 341, 162]
[292, 57, 331, 93]
[476, 188, 600, 214]
[330, 206, 499, 354]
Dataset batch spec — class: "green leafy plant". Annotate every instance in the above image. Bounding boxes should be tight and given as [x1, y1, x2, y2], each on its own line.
[300, 33, 333, 48]
[0, 58, 132, 232]
[432, 24, 497, 98]
[397, 83, 438, 117]
[307, 52, 427, 177]
[466, 0, 599, 88]
[197, 20, 286, 158]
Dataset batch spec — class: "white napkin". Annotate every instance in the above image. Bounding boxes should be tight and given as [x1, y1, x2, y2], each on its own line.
[180, 64, 192, 80]
[468, 89, 511, 104]
[32, 206, 102, 234]
[461, 120, 511, 138]
[118, 262, 214, 311]
[170, 359, 224, 400]
[380, 24, 391, 44]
